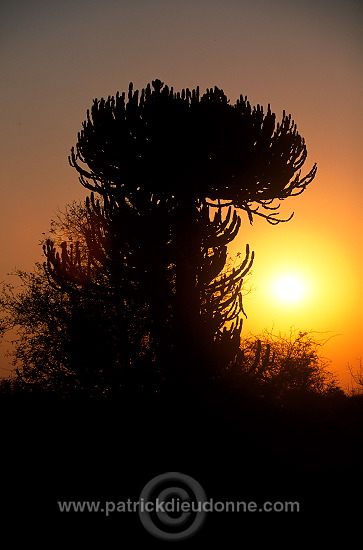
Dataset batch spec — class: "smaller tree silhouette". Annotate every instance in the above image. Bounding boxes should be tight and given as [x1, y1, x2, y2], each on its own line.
[0, 202, 161, 396]
[0, 266, 77, 393]
[223, 329, 342, 400]
[347, 360, 363, 396]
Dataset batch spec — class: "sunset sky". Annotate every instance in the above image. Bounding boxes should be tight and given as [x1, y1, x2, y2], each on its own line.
[1, 0, 362, 389]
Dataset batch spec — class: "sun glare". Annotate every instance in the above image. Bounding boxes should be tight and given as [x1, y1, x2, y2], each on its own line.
[271, 274, 307, 305]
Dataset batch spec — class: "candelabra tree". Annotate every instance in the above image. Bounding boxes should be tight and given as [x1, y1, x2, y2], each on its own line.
[44, 79, 316, 392]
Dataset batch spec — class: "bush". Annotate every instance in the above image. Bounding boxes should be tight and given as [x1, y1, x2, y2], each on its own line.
[223, 329, 342, 401]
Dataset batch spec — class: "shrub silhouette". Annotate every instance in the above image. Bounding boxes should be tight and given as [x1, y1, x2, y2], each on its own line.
[223, 329, 342, 400]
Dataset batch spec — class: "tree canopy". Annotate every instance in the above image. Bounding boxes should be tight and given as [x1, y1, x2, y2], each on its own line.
[70, 79, 317, 224]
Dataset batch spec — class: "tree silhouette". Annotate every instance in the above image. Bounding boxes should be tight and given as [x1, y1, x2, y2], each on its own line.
[53, 79, 315, 389]
[70, 80, 316, 221]
[223, 329, 342, 400]
[0, 207, 168, 396]
[42, 199, 167, 393]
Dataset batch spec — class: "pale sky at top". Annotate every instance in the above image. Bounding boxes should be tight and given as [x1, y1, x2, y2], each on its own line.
[1, 0, 362, 387]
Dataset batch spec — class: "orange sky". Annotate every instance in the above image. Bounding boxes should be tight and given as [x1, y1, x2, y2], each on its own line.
[1, 0, 362, 389]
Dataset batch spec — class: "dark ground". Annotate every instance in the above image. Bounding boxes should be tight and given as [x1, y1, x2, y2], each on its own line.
[2, 387, 362, 547]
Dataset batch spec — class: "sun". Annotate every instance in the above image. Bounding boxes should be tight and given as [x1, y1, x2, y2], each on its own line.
[271, 273, 307, 305]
